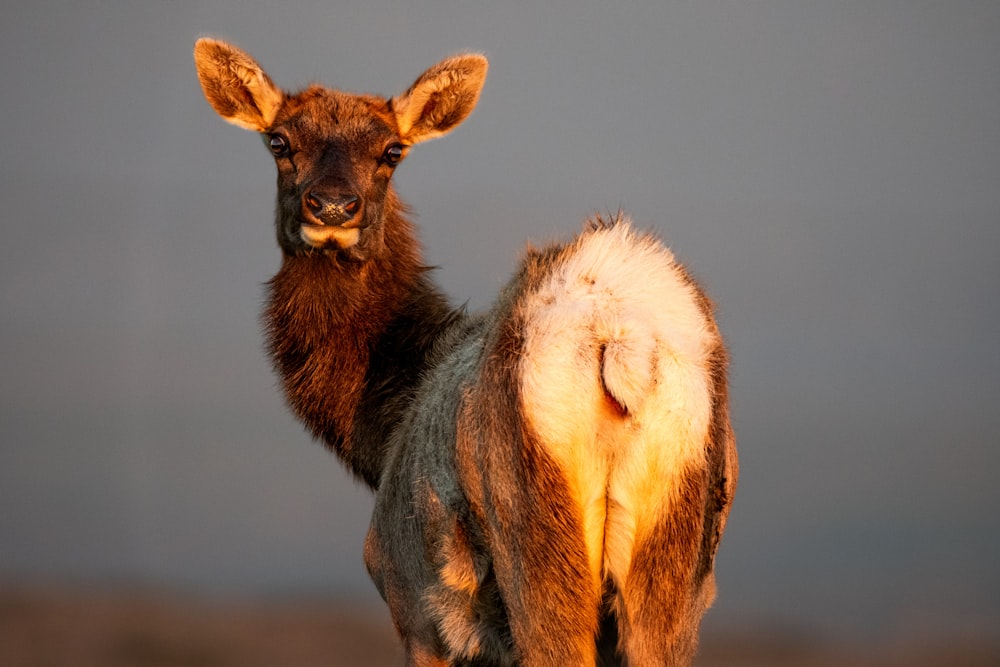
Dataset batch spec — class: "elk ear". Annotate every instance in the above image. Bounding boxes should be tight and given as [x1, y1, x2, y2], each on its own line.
[392, 53, 488, 144]
[193, 38, 284, 132]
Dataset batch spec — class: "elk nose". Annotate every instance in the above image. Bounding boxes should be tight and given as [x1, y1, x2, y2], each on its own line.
[303, 192, 360, 226]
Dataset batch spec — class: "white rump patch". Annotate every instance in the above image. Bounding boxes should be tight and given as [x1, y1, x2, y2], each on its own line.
[518, 220, 717, 587]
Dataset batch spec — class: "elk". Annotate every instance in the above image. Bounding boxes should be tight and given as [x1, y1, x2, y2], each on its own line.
[194, 37, 737, 666]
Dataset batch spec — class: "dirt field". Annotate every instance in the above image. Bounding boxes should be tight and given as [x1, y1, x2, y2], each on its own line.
[1, 583, 997, 666]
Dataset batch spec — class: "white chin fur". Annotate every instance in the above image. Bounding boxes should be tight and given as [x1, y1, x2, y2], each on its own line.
[300, 225, 361, 250]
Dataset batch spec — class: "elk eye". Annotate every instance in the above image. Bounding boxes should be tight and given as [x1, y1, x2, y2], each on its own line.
[268, 134, 289, 156]
[383, 144, 404, 166]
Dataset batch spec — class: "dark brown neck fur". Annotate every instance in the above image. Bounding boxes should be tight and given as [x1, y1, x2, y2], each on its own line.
[263, 208, 459, 488]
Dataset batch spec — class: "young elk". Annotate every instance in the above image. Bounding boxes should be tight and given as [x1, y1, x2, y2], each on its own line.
[194, 37, 736, 666]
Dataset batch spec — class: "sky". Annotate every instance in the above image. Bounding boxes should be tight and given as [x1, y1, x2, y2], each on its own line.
[2, 0, 999, 647]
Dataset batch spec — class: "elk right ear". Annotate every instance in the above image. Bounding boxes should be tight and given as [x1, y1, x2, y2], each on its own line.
[193, 38, 284, 132]
[392, 53, 488, 144]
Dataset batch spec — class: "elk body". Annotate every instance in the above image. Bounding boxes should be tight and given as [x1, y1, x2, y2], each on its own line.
[194, 38, 737, 666]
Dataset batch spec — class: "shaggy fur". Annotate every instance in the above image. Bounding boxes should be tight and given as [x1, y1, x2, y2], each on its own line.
[195, 37, 737, 666]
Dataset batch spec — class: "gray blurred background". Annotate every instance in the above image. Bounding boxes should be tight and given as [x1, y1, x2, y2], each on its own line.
[2, 0, 998, 658]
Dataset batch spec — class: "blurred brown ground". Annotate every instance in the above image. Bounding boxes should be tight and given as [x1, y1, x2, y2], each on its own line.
[1, 583, 997, 666]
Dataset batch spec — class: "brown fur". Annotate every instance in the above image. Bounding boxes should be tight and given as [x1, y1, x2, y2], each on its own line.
[195, 38, 736, 666]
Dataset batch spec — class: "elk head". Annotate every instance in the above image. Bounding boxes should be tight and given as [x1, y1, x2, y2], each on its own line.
[194, 38, 488, 261]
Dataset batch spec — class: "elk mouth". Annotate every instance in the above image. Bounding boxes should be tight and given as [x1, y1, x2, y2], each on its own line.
[299, 221, 362, 251]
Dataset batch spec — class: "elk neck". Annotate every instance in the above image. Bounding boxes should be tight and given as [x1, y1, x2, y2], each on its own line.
[263, 207, 461, 488]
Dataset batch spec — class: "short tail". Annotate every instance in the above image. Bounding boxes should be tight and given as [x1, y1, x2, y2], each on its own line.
[598, 316, 657, 416]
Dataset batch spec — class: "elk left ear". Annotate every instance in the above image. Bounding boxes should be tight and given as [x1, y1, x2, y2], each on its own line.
[194, 38, 284, 132]
[392, 53, 488, 144]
